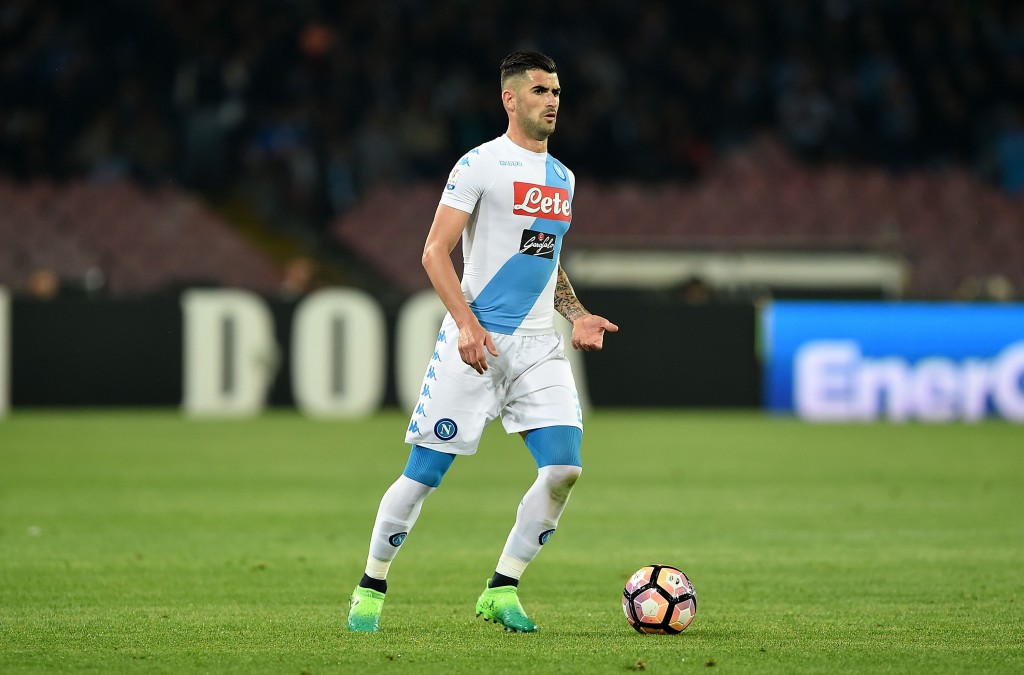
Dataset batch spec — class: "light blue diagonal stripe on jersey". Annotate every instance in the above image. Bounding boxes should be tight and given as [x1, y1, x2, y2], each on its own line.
[470, 155, 573, 334]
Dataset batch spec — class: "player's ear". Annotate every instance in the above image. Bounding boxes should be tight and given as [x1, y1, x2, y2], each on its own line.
[502, 88, 515, 113]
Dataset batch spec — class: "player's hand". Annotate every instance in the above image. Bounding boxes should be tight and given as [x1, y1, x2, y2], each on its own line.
[457, 319, 499, 374]
[570, 314, 618, 351]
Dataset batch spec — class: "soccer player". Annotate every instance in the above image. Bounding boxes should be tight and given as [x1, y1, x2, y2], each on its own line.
[347, 51, 618, 633]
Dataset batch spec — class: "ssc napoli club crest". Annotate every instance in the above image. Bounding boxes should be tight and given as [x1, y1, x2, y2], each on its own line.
[538, 528, 555, 545]
[434, 418, 458, 440]
[389, 532, 408, 546]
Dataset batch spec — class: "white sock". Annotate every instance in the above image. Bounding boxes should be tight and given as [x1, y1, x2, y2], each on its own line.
[495, 464, 582, 580]
[364, 475, 435, 579]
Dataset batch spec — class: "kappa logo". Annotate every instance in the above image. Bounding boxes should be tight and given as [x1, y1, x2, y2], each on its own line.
[434, 418, 458, 440]
[519, 229, 557, 259]
[512, 182, 571, 221]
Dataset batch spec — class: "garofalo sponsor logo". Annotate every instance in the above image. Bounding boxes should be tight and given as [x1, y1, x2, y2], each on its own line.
[512, 181, 571, 221]
[519, 229, 556, 259]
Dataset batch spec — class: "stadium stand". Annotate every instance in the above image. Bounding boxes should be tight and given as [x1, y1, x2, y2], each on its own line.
[0, 179, 281, 296]
[332, 139, 1024, 299]
[1, 0, 1023, 300]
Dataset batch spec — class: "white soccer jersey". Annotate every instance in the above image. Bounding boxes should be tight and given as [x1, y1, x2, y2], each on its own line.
[439, 134, 576, 336]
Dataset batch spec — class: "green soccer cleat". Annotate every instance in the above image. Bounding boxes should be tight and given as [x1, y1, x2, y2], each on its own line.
[475, 581, 538, 633]
[347, 586, 386, 632]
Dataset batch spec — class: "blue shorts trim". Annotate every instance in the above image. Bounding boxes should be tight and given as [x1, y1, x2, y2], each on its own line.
[524, 426, 582, 468]
[403, 445, 457, 487]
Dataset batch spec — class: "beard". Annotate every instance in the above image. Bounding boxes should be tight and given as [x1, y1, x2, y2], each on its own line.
[521, 114, 556, 141]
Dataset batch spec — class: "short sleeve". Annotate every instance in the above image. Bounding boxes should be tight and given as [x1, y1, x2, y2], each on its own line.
[439, 149, 495, 214]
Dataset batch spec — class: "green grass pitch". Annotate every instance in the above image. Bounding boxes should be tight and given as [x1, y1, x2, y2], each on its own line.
[1, 410, 1022, 674]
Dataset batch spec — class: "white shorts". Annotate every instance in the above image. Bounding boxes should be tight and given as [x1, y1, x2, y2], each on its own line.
[404, 315, 582, 455]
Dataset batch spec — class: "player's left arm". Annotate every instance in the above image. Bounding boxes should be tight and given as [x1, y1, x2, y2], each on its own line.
[555, 264, 619, 351]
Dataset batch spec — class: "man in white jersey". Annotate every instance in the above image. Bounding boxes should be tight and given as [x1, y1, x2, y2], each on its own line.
[347, 51, 618, 633]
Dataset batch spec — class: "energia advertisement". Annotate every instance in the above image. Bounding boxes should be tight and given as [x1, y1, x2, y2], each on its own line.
[763, 301, 1024, 422]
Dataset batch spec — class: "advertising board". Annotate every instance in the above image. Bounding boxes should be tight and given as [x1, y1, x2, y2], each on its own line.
[763, 302, 1024, 422]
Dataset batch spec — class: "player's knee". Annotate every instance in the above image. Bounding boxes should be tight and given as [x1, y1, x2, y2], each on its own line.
[540, 464, 582, 502]
[544, 463, 582, 486]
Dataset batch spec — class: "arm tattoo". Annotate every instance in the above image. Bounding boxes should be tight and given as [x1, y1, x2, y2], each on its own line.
[554, 265, 589, 323]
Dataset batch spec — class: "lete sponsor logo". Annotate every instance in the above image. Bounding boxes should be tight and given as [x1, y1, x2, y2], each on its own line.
[512, 182, 571, 221]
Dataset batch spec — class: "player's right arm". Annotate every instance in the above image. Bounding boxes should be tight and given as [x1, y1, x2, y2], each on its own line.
[422, 204, 499, 374]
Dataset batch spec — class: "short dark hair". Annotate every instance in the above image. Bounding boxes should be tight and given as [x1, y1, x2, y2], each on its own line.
[500, 51, 557, 88]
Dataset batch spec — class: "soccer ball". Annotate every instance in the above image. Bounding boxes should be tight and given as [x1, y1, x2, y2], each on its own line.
[622, 564, 697, 634]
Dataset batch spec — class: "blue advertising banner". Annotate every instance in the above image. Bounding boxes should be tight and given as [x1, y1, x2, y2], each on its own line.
[762, 302, 1024, 422]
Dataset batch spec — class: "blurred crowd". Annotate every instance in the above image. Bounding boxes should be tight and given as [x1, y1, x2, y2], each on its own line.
[3, 0, 1024, 234]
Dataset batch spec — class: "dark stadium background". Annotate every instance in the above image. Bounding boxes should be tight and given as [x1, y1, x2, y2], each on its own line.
[2, 0, 1023, 410]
